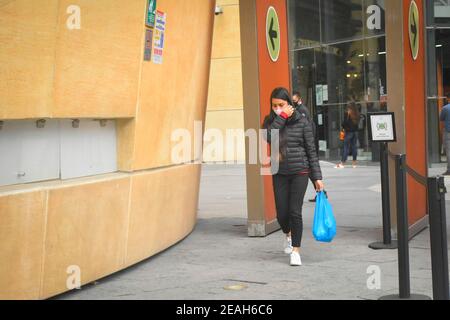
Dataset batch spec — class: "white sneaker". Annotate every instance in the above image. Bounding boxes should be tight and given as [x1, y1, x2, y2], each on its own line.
[284, 236, 293, 254]
[290, 251, 302, 266]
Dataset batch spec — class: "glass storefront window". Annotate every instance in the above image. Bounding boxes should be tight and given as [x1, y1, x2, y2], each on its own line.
[427, 29, 450, 166]
[288, 0, 321, 50]
[436, 30, 450, 95]
[288, 0, 386, 162]
[434, 0, 450, 25]
[364, 0, 386, 37]
[291, 49, 316, 109]
[364, 37, 387, 102]
[315, 105, 344, 159]
[316, 40, 365, 105]
[321, 0, 364, 43]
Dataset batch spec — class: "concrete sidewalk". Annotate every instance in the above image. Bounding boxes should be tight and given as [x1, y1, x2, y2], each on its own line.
[54, 162, 450, 300]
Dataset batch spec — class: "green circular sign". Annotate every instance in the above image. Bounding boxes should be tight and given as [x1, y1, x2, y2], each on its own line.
[409, 0, 419, 61]
[266, 6, 280, 62]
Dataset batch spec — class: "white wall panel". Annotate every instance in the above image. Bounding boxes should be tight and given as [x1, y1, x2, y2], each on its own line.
[0, 120, 60, 186]
[60, 120, 117, 180]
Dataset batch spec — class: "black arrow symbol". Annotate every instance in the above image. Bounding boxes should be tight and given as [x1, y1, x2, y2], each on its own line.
[269, 17, 278, 51]
[410, 12, 417, 48]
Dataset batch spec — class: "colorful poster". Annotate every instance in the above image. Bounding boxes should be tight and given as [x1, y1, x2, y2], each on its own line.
[152, 10, 166, 64]
[146, 0, 157, 28]
[144, 28, 153, 61]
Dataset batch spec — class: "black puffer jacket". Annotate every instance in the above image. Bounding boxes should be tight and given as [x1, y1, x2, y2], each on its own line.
[263, 110, 322, 180]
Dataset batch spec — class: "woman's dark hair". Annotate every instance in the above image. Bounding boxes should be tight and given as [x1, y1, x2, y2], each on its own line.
[262, 87, 293, 129]
[262, 87, 293, 161]
[292, 91, 301, 98]
[272, 87, 294, 107]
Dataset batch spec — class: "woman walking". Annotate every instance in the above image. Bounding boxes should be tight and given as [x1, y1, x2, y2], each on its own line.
[262, 87, 324, 266]
[336, 103, 360, 169]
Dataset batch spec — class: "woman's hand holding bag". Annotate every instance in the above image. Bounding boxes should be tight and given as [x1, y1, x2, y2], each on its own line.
[312, 191, 337, 243]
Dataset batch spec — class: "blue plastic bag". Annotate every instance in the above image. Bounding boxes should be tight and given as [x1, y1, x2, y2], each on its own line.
[312, 191, 336, 242]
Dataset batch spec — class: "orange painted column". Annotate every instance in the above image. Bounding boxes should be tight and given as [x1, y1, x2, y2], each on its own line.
[256, 0, 291, 225]
[402, 0, 427, 227]
[241, 0, 290, 236]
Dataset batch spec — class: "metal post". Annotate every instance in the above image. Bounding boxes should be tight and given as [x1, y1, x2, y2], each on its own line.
[428, 176, 450, 300]
[379, 154, 430, 300]
[369, 142, 397, 250]
[396, 155, 410, 298]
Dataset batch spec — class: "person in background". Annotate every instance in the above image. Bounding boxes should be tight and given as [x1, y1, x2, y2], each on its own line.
[335, 103, 360, 169]
[293, 91, 319, 203]
[263, 87, 324, 266]
[356, 104, 366, 151]
[292, 92, 311, 119]
[439, 93, 450, 175]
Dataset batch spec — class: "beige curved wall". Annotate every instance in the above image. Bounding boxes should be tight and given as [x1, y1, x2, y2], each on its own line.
[0, 0, 215, 299]
[0, 165, 201, 299]
[205, 0, 245, 163]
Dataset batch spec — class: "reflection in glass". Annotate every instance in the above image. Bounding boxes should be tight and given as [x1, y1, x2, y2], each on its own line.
[428, 29, 450, 167]
[364, 37, 387, 102]
[291, 49, 315, 109]
[436, 30, 450, 96]
[321, 0, 363, 43]
[288, 0, 320, 50]
[316, 105, 343, 159]
[434, 0, 450, 25]
[364, 0, 386, 36]
[316, 41, 365, 104]
[287, 0, 387, 161]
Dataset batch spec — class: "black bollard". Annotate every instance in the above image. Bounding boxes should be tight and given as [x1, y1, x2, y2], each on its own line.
[428, 176, 450, 300]
[379, 154, 430, 300]
[369, 142, 397, 250]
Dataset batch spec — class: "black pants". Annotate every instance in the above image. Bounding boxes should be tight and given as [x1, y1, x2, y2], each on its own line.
[272, 174, 309, 248]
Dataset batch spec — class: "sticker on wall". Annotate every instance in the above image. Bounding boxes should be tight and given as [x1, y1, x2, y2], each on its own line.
[146, 0, 157, 28]
[144, 28, 153, 61]
[266, 6, 280, 62]
[152, 10, 166, 64]
[409, 0, 420, 61]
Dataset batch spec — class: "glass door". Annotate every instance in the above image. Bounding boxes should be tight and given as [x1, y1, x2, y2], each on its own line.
[426, 1, 450, 173]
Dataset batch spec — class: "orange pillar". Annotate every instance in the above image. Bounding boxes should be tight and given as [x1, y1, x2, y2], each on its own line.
[386, 0, 428, 236]
[241, 0, 290, 236]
